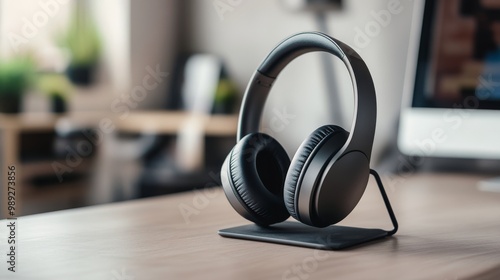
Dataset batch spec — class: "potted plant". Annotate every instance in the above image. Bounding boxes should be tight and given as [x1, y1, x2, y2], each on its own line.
[37, 73, 72, 113]
[0, 57, 34, 114]
[212, 79, 238, 114]
[59, 2, 101, 86]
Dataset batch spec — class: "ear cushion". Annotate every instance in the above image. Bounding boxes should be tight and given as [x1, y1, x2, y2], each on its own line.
[284, 125, 343, 220]
[228, 133, 291, 226]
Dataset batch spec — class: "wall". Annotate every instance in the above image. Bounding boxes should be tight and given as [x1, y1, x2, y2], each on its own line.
[0, 0, 131, 111]
[182, 0, 415, 164]
[0, 0, 72, 60]
[129, 0, 180, 110]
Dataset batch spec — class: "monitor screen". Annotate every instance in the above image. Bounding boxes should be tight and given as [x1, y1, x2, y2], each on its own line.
[412, 0, 500, 110]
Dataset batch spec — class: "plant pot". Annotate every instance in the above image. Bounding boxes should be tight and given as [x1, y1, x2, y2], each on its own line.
[51, 95, 67, 113]
[212, 97, 236, 115]
[0, 96, 22, 114]
[66, 65, 95, 86]
[212, 101, 234, 115]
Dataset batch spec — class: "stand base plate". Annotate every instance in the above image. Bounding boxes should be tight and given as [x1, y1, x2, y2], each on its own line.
[219, 221, 389, 250]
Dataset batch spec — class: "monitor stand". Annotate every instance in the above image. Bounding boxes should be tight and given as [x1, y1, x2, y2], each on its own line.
[219, 169, 398, 250]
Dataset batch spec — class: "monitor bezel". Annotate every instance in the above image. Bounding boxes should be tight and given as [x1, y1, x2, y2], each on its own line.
[398, 0, 500, 159]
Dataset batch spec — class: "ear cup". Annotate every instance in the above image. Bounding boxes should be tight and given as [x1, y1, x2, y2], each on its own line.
[225, 133, 291, 226]
[284, 125, 344, 220]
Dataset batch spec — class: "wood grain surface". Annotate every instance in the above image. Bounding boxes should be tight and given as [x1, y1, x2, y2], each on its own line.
[1, 172, 500, 280]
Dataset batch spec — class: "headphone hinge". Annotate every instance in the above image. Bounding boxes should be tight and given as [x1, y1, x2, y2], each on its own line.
[255, 72, 275, 88]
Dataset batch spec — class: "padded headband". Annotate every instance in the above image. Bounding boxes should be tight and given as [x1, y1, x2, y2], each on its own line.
[238, 32, 376, 159]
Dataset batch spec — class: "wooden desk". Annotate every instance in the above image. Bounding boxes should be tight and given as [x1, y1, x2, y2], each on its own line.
[1, 173, 500, 279]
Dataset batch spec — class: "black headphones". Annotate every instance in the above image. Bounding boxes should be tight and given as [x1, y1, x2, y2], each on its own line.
[221, 32, 377, 228]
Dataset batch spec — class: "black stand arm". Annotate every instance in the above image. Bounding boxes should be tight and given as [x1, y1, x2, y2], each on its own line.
[370, 169, 398, 236]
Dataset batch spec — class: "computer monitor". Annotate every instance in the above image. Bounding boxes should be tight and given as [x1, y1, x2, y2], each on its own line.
[398, 0, 500, 159]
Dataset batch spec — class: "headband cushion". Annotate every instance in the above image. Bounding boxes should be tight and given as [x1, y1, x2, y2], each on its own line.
[229, 133, 291, 225]
[284, 125, 341, 220]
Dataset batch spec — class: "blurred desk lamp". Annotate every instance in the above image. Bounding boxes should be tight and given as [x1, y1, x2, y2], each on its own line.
[176, 55, 222, 171]
[281, 0, 346, 127]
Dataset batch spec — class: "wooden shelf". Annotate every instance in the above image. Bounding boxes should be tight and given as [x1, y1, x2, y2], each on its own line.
[0, 111, 238, 135]
[116, 111, 238, 136]
[0, 110, 238, 218]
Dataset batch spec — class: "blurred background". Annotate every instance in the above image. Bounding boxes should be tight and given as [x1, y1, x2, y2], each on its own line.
[0, 0, 499, 218]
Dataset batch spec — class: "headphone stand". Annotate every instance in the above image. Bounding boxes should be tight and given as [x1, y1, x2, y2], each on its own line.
[218, 169, 398, 250]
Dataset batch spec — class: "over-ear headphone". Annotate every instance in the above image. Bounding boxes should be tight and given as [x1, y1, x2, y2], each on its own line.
[221, 32, 377, 228]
